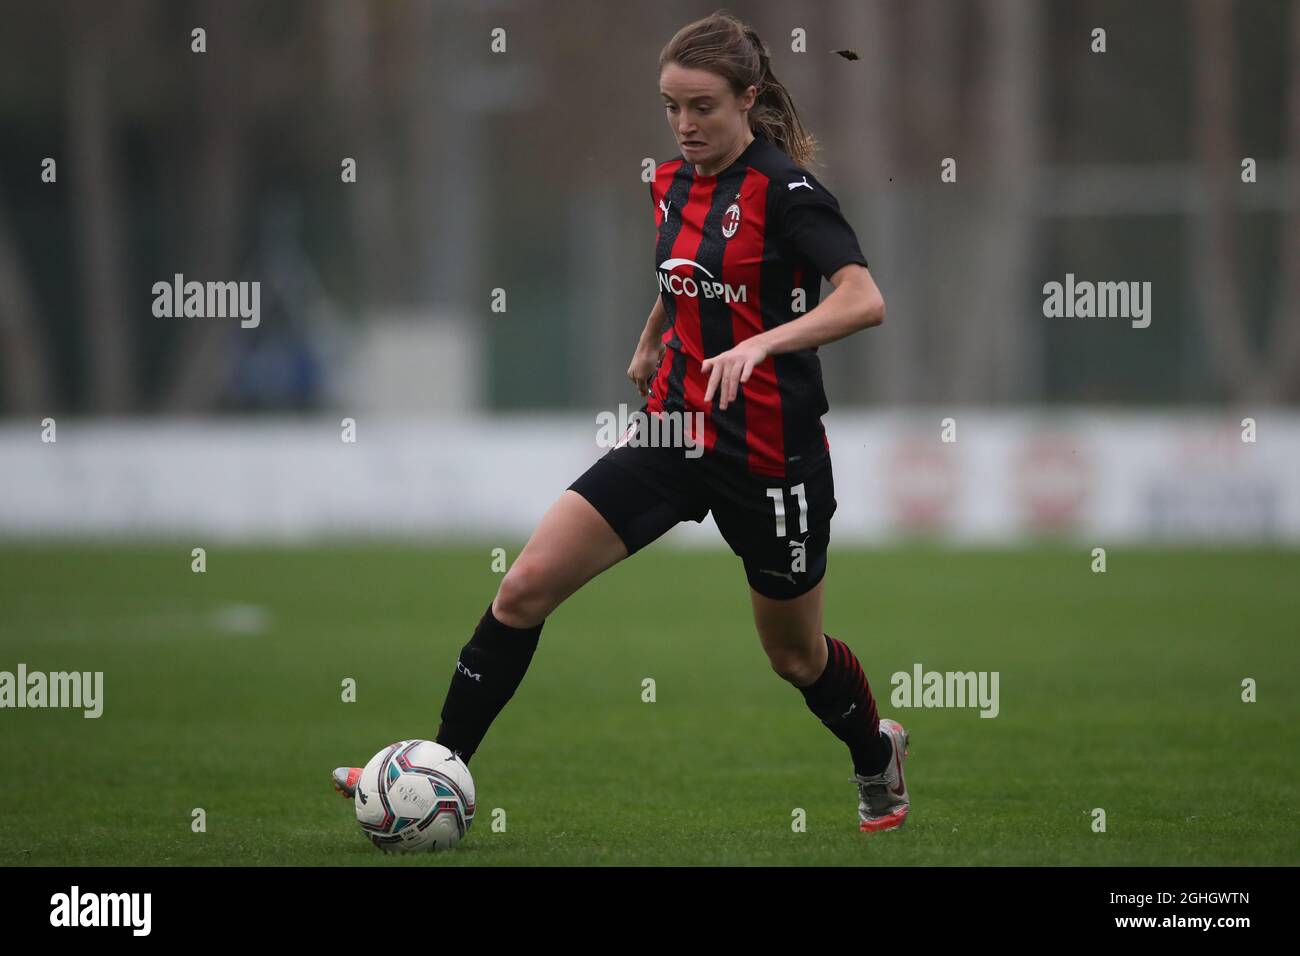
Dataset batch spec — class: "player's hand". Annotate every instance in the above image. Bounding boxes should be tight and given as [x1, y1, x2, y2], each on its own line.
[627, 338, 665, 397]
[701, 339, 769, 411]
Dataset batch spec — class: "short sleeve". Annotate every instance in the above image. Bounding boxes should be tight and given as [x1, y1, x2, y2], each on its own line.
[779, 176, 868, 281]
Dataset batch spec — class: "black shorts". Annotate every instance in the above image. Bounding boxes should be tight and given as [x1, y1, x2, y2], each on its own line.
[567, 438, 836, 600]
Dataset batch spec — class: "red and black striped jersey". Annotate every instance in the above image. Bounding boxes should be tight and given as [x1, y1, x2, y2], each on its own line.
[645, 133, 868, 480]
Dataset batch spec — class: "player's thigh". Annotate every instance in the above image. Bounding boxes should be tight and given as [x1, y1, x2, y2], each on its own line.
[495, 454, 691, 625]
[749, 578, 827, 681]
[520, 488, 630, 581]
[493, 490, 630, 625]
[706, 457, 836, 670]
[566, 443, 704, 560]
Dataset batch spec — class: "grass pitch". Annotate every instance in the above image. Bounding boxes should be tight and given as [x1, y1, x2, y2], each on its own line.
[1, 543, 1297, 866]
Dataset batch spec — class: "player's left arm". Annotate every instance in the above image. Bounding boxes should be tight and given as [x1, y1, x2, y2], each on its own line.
[702, 263, 885, 410]
[753, 263, 885, 353]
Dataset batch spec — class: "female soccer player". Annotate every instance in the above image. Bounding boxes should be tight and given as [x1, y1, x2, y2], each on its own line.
[335, 11, 908, 833]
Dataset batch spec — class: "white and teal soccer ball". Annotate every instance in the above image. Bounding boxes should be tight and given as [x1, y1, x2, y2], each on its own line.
[355, 740, 476, 852]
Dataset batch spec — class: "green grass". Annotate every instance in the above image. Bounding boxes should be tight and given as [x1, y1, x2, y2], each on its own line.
[0, 543, 1297, 866]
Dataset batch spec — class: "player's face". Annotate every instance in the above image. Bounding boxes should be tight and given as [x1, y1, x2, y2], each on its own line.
[659, 62, 756, 167]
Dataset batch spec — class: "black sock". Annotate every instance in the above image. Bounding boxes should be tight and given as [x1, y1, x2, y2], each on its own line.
[435, 601, 543, 764]
[798, 633, 892, 776]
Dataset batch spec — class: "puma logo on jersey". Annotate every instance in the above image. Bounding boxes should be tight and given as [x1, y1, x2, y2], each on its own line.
[757, 568, 796, 584]
[787, 176, 813, 191]
[659, 199, 671, 221]
[841, 702, 857, 719]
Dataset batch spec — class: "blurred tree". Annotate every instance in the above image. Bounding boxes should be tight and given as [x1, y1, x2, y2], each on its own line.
[0, 187, 53, 413]
[162, 0, 250, 411]
[838, 0, 906, 403]
[1192, 0, 1300, 402]
[324, 0, 404, 311]
[962, 0, 1042, 403]
[68, 3, 134, 412]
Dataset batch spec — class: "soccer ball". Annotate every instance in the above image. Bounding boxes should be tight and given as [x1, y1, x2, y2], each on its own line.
[354, 739, 476, 852]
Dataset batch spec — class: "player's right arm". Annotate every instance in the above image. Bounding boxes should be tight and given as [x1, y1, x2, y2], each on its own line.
[627, 296, 668, 396]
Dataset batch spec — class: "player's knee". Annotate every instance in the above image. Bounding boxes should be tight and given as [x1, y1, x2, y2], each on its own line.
[494, 560, 555, 628]
[766, 647, 819, 686]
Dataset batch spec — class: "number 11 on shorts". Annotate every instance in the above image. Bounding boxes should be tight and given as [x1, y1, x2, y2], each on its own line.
[765, 483, 808, 537]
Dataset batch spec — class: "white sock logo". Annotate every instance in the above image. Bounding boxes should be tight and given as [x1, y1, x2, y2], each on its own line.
[456, 660, 482, 682]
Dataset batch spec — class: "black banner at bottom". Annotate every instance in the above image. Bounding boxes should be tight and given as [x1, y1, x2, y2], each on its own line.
[0, 866, 1279, 940]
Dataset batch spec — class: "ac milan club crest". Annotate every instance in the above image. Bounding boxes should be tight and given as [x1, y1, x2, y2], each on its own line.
[722, 201, 742, 238]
